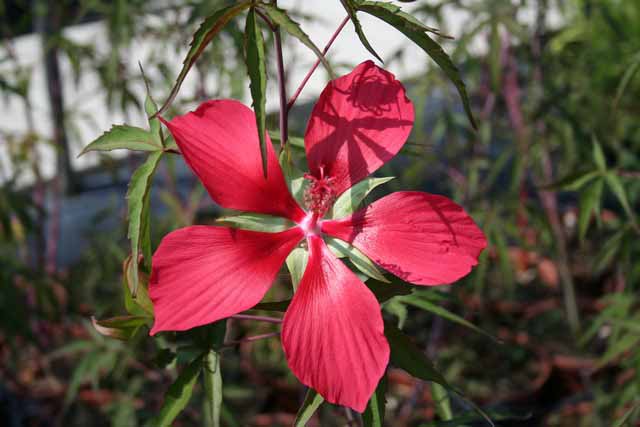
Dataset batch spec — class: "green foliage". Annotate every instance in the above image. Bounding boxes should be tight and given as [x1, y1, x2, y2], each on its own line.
[356, 1, 477, 129]
[244, 8, 269, 176]
[152, 354, 204, 427]
[79, 125, 160, 156]
[294, 388, 324, 427]
[329, 176, 394, 219]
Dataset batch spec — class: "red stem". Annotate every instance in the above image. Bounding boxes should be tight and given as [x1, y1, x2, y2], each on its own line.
[231, 314, 282, 323]
[286, 15, 350, 112]
[224, 331, 280, 347]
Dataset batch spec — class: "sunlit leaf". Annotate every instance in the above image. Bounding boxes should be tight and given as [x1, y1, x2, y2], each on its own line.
[294, 388, 324, 427]
[357, 1, 476, 129]
[127, 151, 163, 295]
[326, 236, 389, 282]
[78, 125, 160, 156]
[259, 4, 334, 77]
[245, 8, 268, 176]
[330, 176, 394, 219]
[216, 212, 294, 232]
[152, 354, 204, 427]
[157, 2, 252, 115]
[286, 246, 309, 290]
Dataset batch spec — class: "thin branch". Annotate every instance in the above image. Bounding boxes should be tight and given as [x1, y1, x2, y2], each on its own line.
[286, 15, 350, 111]
[223, 332, 280, 347]
[231, 314, 283, 323]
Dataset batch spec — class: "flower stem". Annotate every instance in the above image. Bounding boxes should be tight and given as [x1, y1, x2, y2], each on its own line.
[223, 331, 280, 347]
[203, 350, 223, 427]
[286, 15, 350, 111]
[231, 314, 282, 323]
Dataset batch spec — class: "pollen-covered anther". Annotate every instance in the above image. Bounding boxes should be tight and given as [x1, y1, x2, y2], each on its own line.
[303, 172, 336, 217]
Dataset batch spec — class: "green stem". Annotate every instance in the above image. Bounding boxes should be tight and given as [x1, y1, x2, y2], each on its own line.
[431, 382, 453, 421]
[203, 350, 223, 427]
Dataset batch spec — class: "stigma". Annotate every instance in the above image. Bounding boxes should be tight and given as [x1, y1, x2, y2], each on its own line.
[303, 166, 336, 217]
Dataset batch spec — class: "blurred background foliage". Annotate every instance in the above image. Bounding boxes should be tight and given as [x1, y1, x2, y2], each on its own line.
[1, 0, 639, 426]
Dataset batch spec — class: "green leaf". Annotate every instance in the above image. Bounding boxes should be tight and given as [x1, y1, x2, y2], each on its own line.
[592, 137, 607, 171]
[203, 350, 223, 427]
[398, 295, 500, 343]
[286, 247, 309, 291]
[330, 176, 394, 219]
[245, 8, 268, 176]
[91, 315, 148, 341]
[127, 151, 163, 296]
[384, 321, 449, 386]
[543, 170, 599, 191]
[259, 4, 334, 78]
[363, 375, 387, 427]
[366, 275, 413, 303]
[122, 255, 154, 317]
[432, 382, 453, 421]
[326, 237, 389, 282]
[578, 178, 603, 241]
[157, 2, 252, 115]
[340, 0, 382, 62]
[357, 1, 476, 129]
[294, 388, 324, 427]
[613, 401, 640, 427]
[216, 212, 294, 232]
[605, 172, 637, 226]
[79, 125, 160, 156]
[151, 355, 204, 427]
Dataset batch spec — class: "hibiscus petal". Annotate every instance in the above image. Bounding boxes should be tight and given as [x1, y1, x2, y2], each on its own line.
[304, 61, 414, 197]
[150, 226, 303, 335]
[321, 191, 487, 285]
[162, 100, 305, 222]
[281, 235, 389, 412]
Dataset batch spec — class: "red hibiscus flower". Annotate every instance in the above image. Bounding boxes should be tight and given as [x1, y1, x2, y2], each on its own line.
[150, 61, 487, 412]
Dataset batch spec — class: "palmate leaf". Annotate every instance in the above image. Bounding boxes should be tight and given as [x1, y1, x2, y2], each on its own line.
[127, 151, 163, 296]
[259, 4, 334, 78]
[151, 354, 204, 427]
[329, 176, 394, 219]
[245, 8, 269, 176]
[357, 1, 477, 129]
[326, 236, 389, 283]
[156, 2, 252, 116]
[286, 247, 309, 291]
[216, 212, 294, 232]
[78, 125, 160, 156]
[294, 388, 324, 427]
[340, 0, 383, 62]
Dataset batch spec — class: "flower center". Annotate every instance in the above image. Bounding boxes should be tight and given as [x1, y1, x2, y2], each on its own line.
[303, 166, 336, 218]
